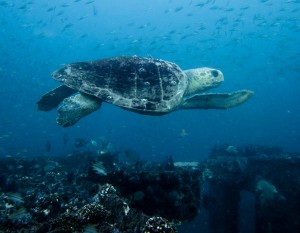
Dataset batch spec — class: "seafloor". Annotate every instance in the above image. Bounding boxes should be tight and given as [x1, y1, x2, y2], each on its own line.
[0, 144, 299, 233]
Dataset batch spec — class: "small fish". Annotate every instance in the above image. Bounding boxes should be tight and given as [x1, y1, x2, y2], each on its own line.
[80, 34, 87, 39]
[240, 6, 250, 10]
[47, 7, 56, 12]
[179, 129, 188, 139]
[90, 140, 98, 146]
[224, 7, 234, 12]
[18, 5, 27, 10]
[195, 3, 205, 8]
[62, 23, 74, 31]
[8, 208, 27, 220]
[174, 6, 183, 12]
[0, 1, 9, 7]
[43, 162, 57, 172]
[0, 134, 10, 139]
[57, 11, 64, 16]
[92, 161, 107, 176]
[93, 5, 97, 16]
[74, 138, 88, 148]
[210, 6, 220, 10]
[6, 193, 24, 203]
[83, 224, 97, 233]
[85, 0, 95, 4]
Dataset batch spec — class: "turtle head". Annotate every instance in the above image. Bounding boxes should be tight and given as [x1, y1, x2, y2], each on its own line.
[184, 67, 224, 96]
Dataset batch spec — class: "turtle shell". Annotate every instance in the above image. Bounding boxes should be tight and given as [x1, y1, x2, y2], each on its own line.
[52, 56, 188, 114]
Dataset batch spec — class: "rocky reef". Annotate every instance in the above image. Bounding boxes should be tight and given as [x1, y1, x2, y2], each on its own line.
[201, 144, 300, 233]
[0, 151, 200, 232]
[0, 144, 299, 233]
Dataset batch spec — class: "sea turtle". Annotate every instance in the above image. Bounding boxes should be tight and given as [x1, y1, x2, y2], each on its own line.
[37, 56, 253, 127]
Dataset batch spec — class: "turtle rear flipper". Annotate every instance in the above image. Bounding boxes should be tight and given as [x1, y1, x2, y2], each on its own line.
[181, 90, 254, 109]
[37, 85, 77, 111]
[56, 93, 102, 127]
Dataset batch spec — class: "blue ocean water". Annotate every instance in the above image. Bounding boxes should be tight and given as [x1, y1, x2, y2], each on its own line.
[0, 0, 299, 161]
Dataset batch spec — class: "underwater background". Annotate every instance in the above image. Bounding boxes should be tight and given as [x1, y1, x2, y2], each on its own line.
[1, 0, 300, 232]
[1, 0, 300, 160]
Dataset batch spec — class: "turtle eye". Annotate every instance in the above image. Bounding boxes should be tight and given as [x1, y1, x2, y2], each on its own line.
[211, 70, 219, 78]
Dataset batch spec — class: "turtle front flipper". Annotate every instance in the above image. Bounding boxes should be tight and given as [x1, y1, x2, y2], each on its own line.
[56, 93, 102, 127]
[181, 90, 254, 109]
[37, 85, 77, 111]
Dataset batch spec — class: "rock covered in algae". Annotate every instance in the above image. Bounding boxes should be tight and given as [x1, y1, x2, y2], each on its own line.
[0, 153, 183, 232]
[142, 216, 177, 233]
